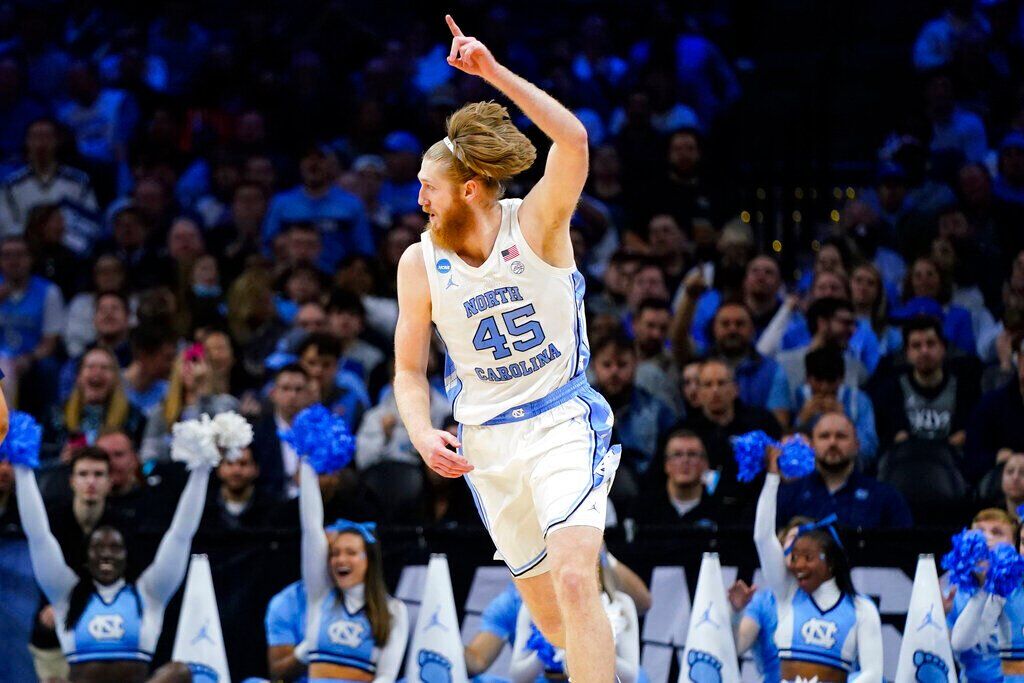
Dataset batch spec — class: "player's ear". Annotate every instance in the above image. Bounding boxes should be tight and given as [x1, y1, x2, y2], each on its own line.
[463, 177, 481, 203]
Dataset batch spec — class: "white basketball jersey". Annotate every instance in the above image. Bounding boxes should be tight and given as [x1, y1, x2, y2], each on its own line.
[420, 198, 589, 425]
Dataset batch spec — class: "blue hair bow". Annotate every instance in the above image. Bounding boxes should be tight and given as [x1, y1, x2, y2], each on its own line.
[785, 513, 844, 555]
[326, 519, 377, 544]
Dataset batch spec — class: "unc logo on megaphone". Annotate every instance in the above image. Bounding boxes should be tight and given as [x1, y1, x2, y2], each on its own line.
[87, 614, 126, 641]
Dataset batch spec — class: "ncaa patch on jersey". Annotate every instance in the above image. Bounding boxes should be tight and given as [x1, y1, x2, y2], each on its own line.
[436, 258, 452, 274]
[510, 260, 525, 275]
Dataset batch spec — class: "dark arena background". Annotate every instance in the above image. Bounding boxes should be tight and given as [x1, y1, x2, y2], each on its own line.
[0, 0, 1019, 681]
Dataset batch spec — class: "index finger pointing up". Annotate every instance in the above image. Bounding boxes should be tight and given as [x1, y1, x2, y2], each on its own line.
[446, 14, 464, 37]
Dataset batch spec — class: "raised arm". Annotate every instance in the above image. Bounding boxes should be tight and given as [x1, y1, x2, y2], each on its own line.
[445, 15, 587, 240]
[950, 589, 1003, 652]
[753, 470, 793, 600]
[137, 464, 211, 607]
[394, 245, 470, 479]
[371, 598, 409, 683]
[13, 465, 78, 604]
[298, 459, 330, 608]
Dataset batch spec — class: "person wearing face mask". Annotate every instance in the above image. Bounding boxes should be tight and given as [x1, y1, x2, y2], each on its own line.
[946, 508, 1018, 682]
[289, 455, 409, 681]
[12, 415, 216, 683]
[753, 442, 884, 683]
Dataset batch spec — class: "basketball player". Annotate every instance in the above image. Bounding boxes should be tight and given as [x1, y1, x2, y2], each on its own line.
[395, 15, 619, 682]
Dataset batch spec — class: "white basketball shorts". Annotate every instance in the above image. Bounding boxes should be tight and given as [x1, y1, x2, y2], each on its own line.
[458, 380, 621, 578]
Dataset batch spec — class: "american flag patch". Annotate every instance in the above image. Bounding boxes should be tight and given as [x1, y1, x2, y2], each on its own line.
[501, 244, 520, 261]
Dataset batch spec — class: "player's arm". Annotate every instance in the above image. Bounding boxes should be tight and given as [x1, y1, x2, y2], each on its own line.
[394, 244, 472, 478]
[445, 15, 587, 243]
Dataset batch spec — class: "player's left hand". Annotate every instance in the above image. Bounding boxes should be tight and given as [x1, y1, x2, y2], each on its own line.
[445, 15, 498, 79]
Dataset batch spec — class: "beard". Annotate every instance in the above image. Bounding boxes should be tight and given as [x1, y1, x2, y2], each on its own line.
[818, 451, 852, 473]
[429, 200, 473, 252]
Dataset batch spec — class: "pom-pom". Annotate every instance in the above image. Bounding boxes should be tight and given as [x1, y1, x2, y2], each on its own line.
[941, 528, 989, 595]
[985, 543, 1024, 597]
[280, 404, 355, 474]
[211, 411, 253, 461]
[171, 415, 221, 470]
[731, 430, 774, 482]
[526, 624, 562, 672]
[778, 434, 815, 479]
[0, 411, 42, 468]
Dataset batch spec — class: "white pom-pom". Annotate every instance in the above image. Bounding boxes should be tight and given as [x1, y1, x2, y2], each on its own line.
[211, 411, 254, 461]
[171, 415, 220, 470]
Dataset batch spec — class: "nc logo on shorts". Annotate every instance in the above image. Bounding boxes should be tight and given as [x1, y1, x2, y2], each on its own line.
[800, 618, 838, 648]
[327, 618, 365, 647]
[417, 649, 453, 683]
[913, 650, 950, 683]
[87, 614, 126, 640]
[436, 259, 452, 274]
[686, 649, 723, 683]
[510, 260, 525, 275]
[511, 408, 525, 418]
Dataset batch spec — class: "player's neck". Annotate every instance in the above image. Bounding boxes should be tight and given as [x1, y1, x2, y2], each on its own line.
[455, 202, 503, 266]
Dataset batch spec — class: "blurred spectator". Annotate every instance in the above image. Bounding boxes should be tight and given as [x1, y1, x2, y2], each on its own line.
[679, 358, 781, 508]
[140, 345, 240, 463]
[791, 347, 878, 465]
[26, 204, 82, 300]
[0, 234, 63, 408]
[850, 263, 902, 360]
[295, 332, 368, 433]
[777, 412, 913, 529]
[900, 256, 976, 355]
[632, 429, 719, 527]
[633, 298, 682, 413]
[265, 579, 308, 683]
[925, 70, 988, 163]
[251, 364, 313, 499]
[0, 59, 48, 173]
[42, 347, 145, 461]
[0, 118, 99, 253]
[706, 301, 789, 414]
[996, 452, 1024, 517]
[63, 254, 129, 358]
[202, 447, 277, 531]
[587, 250, 639, 320]
[871, 316, 978, 452]
[691, 255, 785, 354]
[101, 206, 168, 290]
[327, 289, 386, 393]
[680, 359, 703, 415]
[591, 331, 676, 493]
[913, 2, 991, 71]
[95, 429, 143, 502]
[965, 340, 1024, 483]
[776, 298, 868, 402]
[122, 324, 175, 412]
[0, 458, 16, 532]
[355, 376, 448, 471]
[262, 143, 374, 272]
[209, 181, 268, 283]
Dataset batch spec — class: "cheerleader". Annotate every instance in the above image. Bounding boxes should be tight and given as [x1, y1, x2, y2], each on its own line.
[731, 515, 813, 682]
[509, 558, 639, 683]
[753, 446, 883, 683]
[9, 412, 233, 683]
[289, 456, 408, 682]
[949, 509, 1023, 682]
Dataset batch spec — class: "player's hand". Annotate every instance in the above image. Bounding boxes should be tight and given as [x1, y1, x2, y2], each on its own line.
[445, 15, 498, 79]
[765, 445, 780, 474]
[942, 584, 957, 615]
[727, 580, 756, 613]
[412, 428, 473, 478]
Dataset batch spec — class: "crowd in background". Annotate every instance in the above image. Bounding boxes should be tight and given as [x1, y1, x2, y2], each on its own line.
[1, 0, 1024, 678]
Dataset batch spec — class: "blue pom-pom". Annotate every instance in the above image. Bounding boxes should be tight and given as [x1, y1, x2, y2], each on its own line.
[941, 528, 990, 595]
[526, 624, 562, 672]
[280, 404, 355, 474]
[0, 411, 42, 469]
[778, 434, 815, 479]
[731, 430, 774, 482]
[986, 543, 1024, 597]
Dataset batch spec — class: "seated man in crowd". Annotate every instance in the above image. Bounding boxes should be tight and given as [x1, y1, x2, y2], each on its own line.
[706, 300, 789, 413]
[631, 429, 720, 528]
[202, 446, 277, 531]
[680, 357, 781, 510]
[791, 346, 878, 466]
[872, 316, 978, 453]
[590, 330, 677, 498]
[778, 412, 913, 529]
[777, 297, 869, 397]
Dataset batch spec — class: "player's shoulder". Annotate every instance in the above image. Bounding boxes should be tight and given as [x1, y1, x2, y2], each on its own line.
[398, 241, 426, 274]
